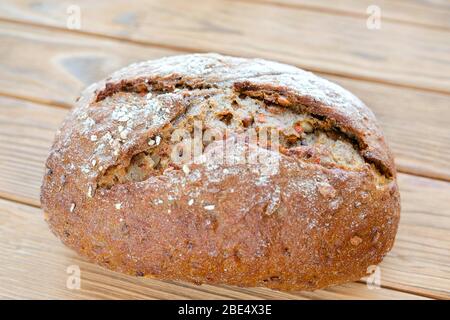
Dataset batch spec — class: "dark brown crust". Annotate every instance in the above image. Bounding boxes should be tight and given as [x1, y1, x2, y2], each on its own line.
[41, 54, 400, 291]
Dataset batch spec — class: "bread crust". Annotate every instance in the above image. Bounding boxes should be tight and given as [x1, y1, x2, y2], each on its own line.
[41, 53, 400, 291]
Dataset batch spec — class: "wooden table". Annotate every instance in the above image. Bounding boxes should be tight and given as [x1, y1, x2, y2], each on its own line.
[0, 0, 449, 300]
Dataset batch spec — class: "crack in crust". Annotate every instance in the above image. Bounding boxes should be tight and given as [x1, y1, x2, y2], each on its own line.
[234, 82, 393, 178]
[96, 84, 386, 189]
[95, 74, 217, 102]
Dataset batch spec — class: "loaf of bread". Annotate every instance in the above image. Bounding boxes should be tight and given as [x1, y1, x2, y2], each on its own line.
[41, 53, 400, 291]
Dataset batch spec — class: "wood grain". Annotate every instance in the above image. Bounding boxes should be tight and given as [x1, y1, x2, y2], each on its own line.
[379, 174, 450, 299]
[0, 96, 448, 299]
[235, 0, 450, 30]
[0, 199, 430, 300]
[0, 22, 449, 180]
[0, 0, 449, 93]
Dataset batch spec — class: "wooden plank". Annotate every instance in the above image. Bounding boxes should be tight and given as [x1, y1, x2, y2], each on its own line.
[0, 0, 449, 93]
[0, 198, 429, 299]
[375, 174, 450, 299]
[0, 97, 67, 206]
[0, 22, 449, 180]
[236, 0, 450, 30]
[0, 97, 448, 299]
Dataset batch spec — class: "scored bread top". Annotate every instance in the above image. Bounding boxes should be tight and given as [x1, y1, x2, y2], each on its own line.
[48, 54, 395, 194]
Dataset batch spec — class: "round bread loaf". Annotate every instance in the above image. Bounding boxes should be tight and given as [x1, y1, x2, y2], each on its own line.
[41, 53, 400, 291]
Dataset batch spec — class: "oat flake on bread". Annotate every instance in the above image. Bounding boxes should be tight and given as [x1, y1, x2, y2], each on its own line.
[41, 53, 400, 291]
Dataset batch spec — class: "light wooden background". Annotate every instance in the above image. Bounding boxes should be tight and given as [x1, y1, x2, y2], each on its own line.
[0, 0, 449, 300]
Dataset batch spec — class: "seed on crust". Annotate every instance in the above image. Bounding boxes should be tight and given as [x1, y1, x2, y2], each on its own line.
[182, 164, 190, 175]
[318, 183, 337, 198]
[120, 129, 128, 140]
[350, 236, 363, 246]
[276, 96, 290, 106]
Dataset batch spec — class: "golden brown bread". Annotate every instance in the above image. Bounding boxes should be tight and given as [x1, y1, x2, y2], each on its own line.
[41, 53, 400, 291]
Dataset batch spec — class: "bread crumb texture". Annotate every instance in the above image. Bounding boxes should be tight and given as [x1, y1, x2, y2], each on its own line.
[41, 54, 400, 291]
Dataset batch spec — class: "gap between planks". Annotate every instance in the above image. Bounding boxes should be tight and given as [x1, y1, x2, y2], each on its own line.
[0, 90, 71, 110]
